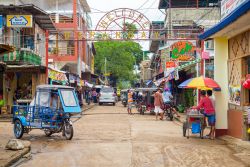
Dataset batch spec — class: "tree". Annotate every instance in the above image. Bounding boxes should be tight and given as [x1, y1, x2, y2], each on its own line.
[94, 41, 143, 86]
[122, 22, 138, 40]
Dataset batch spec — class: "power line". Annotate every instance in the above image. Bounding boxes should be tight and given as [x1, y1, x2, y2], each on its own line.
[137, 0, 151, 10]
[142, 0, 159, 15]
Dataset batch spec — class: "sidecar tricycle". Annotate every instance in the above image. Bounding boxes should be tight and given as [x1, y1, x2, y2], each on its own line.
[13, 85, 81, 140]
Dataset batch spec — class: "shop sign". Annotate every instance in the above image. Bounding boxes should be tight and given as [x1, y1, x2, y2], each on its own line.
[48, 69, 67, 82]
[229, 84, 241, 106]
[7, 15, 33, 28]
[166, 61, 177, 68]
[221, 0, 247, 19]
[170, 41, 195, 61]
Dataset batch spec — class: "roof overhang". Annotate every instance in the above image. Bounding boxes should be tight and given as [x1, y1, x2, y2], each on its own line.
[0, 4, 56, 33]
[199, 0, 250, 40]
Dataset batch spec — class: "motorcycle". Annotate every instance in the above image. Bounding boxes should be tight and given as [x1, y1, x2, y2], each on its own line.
[164, 103, 174, 121]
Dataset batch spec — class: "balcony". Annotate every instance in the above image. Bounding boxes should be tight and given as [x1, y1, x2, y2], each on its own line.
[0, 50, 42, 65]
[48, 46, 76, 61]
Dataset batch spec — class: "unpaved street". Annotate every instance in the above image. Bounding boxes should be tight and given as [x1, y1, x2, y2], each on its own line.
[0, 103, 247, 167]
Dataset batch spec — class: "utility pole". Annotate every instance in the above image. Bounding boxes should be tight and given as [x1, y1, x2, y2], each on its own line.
[105, 57, 107, 85]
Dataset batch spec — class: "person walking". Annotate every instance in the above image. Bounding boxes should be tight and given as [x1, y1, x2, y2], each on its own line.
[206, 90, 216, 139]
[154, 88, 164, 120]
[127, 89, 133, 115]
[192, 90, 215, 139]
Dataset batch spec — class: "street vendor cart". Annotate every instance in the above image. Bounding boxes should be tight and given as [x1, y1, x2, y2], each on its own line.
[183, 108, 205, 139]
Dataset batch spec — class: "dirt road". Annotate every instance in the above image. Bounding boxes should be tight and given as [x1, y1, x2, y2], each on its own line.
[1, 104, 247, 167]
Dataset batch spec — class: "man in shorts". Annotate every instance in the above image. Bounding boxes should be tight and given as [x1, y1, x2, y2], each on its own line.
[154, 88, 164, 120]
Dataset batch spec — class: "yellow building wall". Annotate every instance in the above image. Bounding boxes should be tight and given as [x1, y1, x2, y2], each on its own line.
[214, 37, 229, 130]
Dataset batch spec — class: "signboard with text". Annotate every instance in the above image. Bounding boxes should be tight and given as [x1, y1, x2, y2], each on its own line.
[7, 15, 33, 28]
[170, 41, 196, 61]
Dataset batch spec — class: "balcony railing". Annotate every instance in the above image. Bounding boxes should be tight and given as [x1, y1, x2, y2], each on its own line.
[49, 47, 75, 56]
[0, 50, 42, 65]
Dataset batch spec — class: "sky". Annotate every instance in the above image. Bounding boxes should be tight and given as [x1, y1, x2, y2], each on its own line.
[87, 0, 165, 51]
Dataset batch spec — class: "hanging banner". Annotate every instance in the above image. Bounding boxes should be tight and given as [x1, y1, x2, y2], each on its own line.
[170, 41, 196, 61]
[48, 69, 68, 82]
[7, 15, 33, 28]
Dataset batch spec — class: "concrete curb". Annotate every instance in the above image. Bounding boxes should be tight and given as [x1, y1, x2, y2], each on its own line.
[218, 135, 250, 151]
[1, 147, 30, 167]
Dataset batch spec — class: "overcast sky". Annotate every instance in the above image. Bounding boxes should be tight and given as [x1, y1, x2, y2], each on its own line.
[87, 0, 165, 51]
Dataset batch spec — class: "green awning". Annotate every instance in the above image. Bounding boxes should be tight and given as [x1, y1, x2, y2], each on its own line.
[175, 59, 201, 71]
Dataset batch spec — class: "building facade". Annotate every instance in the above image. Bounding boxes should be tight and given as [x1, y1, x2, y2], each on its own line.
[0, 4, 55, 113]
[200, 0, 250, 140]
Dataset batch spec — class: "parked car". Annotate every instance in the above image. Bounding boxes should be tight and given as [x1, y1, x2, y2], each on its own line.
[99, 87, 116, 106]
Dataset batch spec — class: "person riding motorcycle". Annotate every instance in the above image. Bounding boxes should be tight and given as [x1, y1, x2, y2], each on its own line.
[162, 88, 180, 118]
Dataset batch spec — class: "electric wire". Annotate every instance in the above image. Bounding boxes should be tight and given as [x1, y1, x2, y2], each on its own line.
[137, 0, 151, 10]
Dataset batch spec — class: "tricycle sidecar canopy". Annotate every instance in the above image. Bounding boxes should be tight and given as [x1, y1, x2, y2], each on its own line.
[36, 85, 74, 91]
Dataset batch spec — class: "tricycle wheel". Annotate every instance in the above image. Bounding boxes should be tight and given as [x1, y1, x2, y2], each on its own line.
[44, 129, 53, 137]
[14, 119, 24, 139]
[64, 124, 74, 140]
[183, 122, 187, 137]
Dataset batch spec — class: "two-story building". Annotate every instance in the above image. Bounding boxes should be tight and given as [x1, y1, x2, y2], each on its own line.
[0, 4, 56, 113]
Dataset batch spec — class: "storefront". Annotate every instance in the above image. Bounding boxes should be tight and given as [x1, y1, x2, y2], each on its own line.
[199, 0, 250, 140]
[2, 65, 46, 113]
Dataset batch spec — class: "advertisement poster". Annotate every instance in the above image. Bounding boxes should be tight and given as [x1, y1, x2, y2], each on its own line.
[170, 41, 196, 61]
[229, 85, 241, 105]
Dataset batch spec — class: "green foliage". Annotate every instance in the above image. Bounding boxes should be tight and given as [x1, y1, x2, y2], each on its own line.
[122, 22, 138, 40]
[94, 41, 143, 84]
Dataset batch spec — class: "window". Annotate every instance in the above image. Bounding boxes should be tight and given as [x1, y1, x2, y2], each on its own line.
[101, 88, 114, 93]
[60, 90, 77, 107]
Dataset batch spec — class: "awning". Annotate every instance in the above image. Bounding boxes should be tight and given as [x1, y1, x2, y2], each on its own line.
[146, 80, 153, 86]
[175, 59, 201, 71]
[6, 65, 46, 73]
[199, 0, 250, 39]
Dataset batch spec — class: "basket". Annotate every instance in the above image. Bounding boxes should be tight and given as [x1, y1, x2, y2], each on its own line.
[191, 122, 201, 134]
